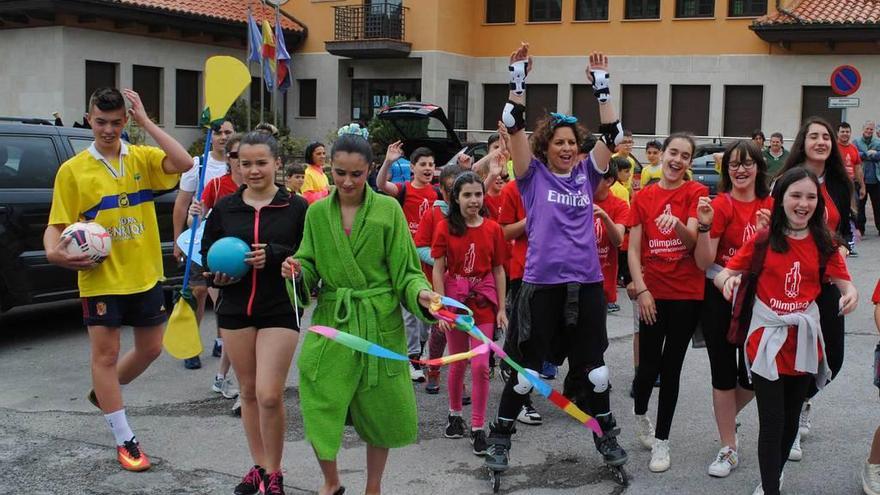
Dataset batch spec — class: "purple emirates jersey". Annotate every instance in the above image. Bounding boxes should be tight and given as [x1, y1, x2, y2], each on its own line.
[516, 155, 605, 285]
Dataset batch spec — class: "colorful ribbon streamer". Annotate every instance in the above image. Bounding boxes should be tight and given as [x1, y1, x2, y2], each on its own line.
[308, 325, 489, 367]
[430, 296, 603, 437]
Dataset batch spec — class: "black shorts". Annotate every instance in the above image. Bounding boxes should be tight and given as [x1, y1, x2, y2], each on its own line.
[81, 283, 167, 328]
[218, 312, 300, 331]
[701, 279, 752, 391]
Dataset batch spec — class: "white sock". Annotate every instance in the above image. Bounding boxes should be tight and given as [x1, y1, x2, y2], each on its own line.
[215, 338, 222, 346]
[104, 409, 135, 446]
[216, 373, 225, 381]
[449, 410, 462, 417]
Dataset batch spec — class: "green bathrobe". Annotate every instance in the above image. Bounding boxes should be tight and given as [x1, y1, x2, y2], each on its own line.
[296, 187, 433, 460]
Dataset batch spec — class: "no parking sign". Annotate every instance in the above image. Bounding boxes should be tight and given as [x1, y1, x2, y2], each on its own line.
[830, 65, 861, 96]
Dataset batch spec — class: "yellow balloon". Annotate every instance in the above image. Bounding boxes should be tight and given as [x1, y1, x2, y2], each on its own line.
[203, 56, 251, 126]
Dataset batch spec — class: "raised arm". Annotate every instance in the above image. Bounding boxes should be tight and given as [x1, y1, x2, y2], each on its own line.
[376, 140, 403, 196]
[123, 89, 192, 174]
[585, 52, 621, 172]
[501, 43, 533, 178]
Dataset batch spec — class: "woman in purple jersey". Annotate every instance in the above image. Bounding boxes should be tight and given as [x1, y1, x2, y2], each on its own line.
[484, 42, 629, 479]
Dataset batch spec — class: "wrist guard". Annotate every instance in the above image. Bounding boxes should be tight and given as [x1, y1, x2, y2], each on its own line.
[502, 100, 526, 134]
[509, 60, 528, 96]
[590, 69, 611, 104]
[599, 120, 624, 148]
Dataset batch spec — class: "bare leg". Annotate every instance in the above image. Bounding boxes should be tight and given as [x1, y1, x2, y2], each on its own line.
[365, 445, 389, 495]
[735, 386, 755, 413]
[712, 388, 738, 449]
[192, 284, 208, 323]
[869, 426, 880, 464]
[88, 326, 123, 413]
[316, 455, 342, 495]
[222, 328, 265, 466]
[117, 324, 164, 385]
[254, 328, 299, 473]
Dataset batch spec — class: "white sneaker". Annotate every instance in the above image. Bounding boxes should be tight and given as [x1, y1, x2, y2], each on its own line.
[410, 363, 426, 382]
[864, 460, 880, 495]
[649, 439, 671, 472]
[212, 375, 239, 399]
[516, 404, 543, 425]
[634, 414, 656, 449]
[231, 397, 241, 416]
[799, 400, 812, 437]
[788, 431, 803, 461]
[708, 445, 739, 478]
[753, 472, 784, 495]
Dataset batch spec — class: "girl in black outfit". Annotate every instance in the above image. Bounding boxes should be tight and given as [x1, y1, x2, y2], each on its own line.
[773, 117, 854, 461]
[202, 131, 308, 495]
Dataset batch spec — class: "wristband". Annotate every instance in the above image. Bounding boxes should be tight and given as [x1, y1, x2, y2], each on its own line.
[509, 60, 528, 95]
[590, 69, 611, 103]
[636, 288, 650, 297]
[698, 222, 712, 233]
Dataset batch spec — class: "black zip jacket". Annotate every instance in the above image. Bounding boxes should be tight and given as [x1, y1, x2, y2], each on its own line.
[201, 185, 307, 319]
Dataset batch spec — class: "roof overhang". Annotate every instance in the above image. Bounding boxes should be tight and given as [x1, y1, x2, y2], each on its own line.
[750, 23, 880, 45]
[325, 39, 411, 58]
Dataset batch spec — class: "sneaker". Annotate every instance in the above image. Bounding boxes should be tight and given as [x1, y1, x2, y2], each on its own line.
[634, 414, 656, 450]
[649, 439, 671, 472]
[87, 389, 101, 410]
[788, 431, 803, 461]
[471, 429, 488, 456]
[539, 361, 557, 380]
[708, 446, 739, 478]
[184, 356, 202, 370]
[263, 471, 285, 495]
[117, 437, 151, 472]
[462, 391, 472, 406]
[607, 303, 621, 313]
[849, 245, 859, 257]
[410, 363, 425, 383]
[212, 339, 223, 358]
[864, 460, 880, 495]
[234, 465, 265, 495]
[212, 375, 240, 399]
[232, 397, 242, 416]
[799, 400, 812, 437]
[752, 472, 784, 495]
[516, 404, 543, 425]
[444, 414, 466, 439]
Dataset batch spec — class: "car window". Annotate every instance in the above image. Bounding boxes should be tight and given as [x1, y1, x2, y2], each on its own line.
[426, 117, 449, 139]
[69, 138, 92, 155]
[0, 135, 60, 189]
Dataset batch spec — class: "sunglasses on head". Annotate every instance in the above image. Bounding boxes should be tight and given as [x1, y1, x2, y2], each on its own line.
[227, 151, 239, 159]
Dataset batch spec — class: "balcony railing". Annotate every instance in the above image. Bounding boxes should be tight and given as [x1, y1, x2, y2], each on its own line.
[333, 3, 407, 41]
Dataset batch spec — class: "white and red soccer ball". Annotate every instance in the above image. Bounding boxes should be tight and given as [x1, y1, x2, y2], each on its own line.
[61, 222, 112, 264]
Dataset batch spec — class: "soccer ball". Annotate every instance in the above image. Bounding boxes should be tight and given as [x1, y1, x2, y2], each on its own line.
[61, 222, 112, 264]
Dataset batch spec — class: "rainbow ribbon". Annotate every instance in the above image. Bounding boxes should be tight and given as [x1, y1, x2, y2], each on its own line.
[430, 296, 603, 437]
[309, 325, 489, 367]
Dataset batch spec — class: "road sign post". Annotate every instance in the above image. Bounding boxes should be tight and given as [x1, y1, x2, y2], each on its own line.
[829, 65, 861, 123]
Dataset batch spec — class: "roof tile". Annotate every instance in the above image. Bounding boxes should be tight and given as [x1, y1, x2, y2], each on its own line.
[754, 0, 880, 25]
[107, 0, 303, 31]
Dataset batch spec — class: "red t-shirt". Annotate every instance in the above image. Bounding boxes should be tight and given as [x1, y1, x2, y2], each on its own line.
[595, 194, 630, 303]
[397, 182, 439, 237]
[820, 182, 840, 233]
[499, 180, 527, 281]
[202, 174, 239, 210]
[709, 193, 774, 267]
[727, 233, 850, 375]
[629, 181, 707, 300]
[485, 193, 503, 222]
[839, 142, 862, 180]
[872, 279, 880, 304]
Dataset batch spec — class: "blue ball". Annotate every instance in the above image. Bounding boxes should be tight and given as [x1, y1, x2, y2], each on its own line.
[207, 237, 251, 279]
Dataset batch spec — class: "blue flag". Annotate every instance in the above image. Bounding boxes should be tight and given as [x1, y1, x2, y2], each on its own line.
[275, 15, 291, 92]
[247, 11, 262, 63]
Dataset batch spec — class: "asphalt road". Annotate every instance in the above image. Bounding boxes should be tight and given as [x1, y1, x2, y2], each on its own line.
[2, 236, 879, 495]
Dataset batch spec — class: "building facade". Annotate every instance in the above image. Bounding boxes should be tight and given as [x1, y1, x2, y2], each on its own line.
[285, 0, 880, 144]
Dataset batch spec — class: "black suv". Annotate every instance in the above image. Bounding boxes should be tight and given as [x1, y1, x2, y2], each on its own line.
[0, 119, 183, 312]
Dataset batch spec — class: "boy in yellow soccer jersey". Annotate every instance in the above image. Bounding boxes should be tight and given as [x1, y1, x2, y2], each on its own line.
[43, 87, 192, 471]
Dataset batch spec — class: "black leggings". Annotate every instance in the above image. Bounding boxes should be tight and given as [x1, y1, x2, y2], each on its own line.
[753, 373, 812, 495]
[807, 283, 844, 398]
[633, 299, 701, 440]
[701, 280, 752, 391]
[497, 282, 609, 422]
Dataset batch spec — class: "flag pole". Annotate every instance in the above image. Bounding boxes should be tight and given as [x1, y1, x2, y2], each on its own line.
[273, 3, 280, 128]
[246, 4, 253, 131]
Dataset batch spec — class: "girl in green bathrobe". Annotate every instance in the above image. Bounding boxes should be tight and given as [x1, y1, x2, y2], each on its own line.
[283, 130, 440, 495]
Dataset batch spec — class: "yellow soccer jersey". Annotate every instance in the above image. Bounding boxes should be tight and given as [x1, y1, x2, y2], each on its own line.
[48, 142, 178, 297]
[640, 163, 692, 187]
[609, 181, 630, 204]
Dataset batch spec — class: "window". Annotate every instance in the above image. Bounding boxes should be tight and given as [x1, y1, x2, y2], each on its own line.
[529, 0, 562, 22]
[0, 136, 60, 189]
[298, 79, 317, 117]
[448, 80, 469, 131]
[526, 85, 558, 130]
[486, 0, 515, 23]
[801, 86, 842, 129]
[625, 0, 661, 19]
[85, 60, 117, 111]
[575, 0, 609, 20]
[621, 85, 657, 134]
[571, 85, 601, 127]
[670, 85, 710, 135]
[483, 84, 509, 130]
[69, 138, 92, 155]
[251, 77, 273, 113]
[132, 65, 162, 123]
[723, 86, 763, 137]
[729, 0, 766, 16]
[175, 70, 200, 126]
[676, 0, 714, 17]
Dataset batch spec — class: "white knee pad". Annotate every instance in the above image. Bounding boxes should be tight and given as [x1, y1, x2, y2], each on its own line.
[588, 366, 610, 393]
[513, 368, 539, 395]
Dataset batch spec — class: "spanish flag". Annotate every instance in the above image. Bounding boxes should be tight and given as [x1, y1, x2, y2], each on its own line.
[260, 19, 276, 91]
